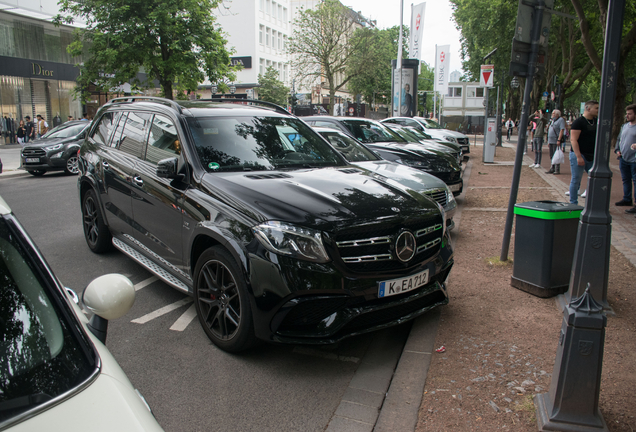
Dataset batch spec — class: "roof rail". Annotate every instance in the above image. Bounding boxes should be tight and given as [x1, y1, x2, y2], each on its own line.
[105, 96, 183, 114]
[196, 98, 291, 116]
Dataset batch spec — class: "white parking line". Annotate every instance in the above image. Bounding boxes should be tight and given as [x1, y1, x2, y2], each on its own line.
[170, 303, 198, 331]
[134, 276, 158, 291]
[131, 297, 193, 324]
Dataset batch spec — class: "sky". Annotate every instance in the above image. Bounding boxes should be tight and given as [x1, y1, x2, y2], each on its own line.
[342, 0, 464, 75]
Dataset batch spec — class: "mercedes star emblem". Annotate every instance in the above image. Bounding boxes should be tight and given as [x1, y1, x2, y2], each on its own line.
[395, 231, 416, 262]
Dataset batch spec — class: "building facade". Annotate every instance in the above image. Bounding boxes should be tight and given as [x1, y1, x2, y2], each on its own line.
[442, 81, 486, 133]
[0, 8, 83, 138]
[206, 0, 291, 98]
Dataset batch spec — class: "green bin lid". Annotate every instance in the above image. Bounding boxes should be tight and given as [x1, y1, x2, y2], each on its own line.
[513, 201, 583, 220]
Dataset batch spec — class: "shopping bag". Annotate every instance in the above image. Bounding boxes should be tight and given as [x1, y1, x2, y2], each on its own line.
[552, 147, 564, 165]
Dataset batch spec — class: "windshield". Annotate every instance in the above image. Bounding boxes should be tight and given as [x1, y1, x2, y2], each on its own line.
[0, 216, 95, 424]
[340, 120, 406, 144]
[386, 126, 422, 143]
[42, 123, 87, 139]
[317, 131, 379, 162]
[187, 116, 345, 172]
[421, 118, 443, 129]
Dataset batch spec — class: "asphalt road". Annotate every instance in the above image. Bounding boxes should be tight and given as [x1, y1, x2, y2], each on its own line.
[0, 173, 411, 432]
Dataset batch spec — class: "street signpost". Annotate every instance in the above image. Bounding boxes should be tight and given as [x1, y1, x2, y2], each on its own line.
[480, 65, 495, 87]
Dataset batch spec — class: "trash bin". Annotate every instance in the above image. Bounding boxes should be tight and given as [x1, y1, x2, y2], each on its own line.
[510, 201, 583, 298]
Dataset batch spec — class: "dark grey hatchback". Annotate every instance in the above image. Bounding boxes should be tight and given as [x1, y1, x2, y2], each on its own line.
[77, 97, 454, 353]
[21, 121, 91, 176]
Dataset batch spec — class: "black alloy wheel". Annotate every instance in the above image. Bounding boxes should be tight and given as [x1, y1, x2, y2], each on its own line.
[28, 170, 46, 176]
[194, 247, 256, 352]
[81, 189, 112, 253]
[64, 155, 80, 175]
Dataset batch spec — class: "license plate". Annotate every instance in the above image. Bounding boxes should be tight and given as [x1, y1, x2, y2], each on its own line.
[25, 158, 39, 163]
[378, 269, 429, 298]
[449, 182, 462, 192]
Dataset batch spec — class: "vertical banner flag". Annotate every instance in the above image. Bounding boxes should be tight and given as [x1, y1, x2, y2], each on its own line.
[409, 3, 426, 61]
[435, 45, 450, 95]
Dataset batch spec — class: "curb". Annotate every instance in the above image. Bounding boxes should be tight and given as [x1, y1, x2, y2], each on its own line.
[372, 157, 475, 432]
[0, 170, 31, 179]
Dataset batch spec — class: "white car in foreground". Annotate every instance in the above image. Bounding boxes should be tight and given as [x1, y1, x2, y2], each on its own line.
[0, 196, 163, 431]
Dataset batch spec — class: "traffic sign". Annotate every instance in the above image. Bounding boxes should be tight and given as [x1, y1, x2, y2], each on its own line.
[543, 91, 549, 97]
[480, 64, 494, 87]
[551, 91, 555, 101]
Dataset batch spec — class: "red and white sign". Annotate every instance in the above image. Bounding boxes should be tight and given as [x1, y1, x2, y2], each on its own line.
[480, 64, 494, 88]
[409, 3, 426, 62]
[435, 44, 450, 94]
[551, 91, 555, 101]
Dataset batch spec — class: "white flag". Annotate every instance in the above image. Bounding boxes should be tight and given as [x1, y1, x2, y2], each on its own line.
[409, 3, 426, 61]
[435, 45, 450, 94]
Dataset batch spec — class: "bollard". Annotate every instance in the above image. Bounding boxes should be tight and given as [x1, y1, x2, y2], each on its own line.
[534, 285, 608, 431]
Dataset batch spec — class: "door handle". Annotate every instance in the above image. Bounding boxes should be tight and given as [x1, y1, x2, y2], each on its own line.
[102, 160, 109, 169]
[133, 176, 144, 186]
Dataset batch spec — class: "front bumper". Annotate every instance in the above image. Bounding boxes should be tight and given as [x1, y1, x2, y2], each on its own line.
[21, 151, 71, 172]
[247, 229, 454, 344]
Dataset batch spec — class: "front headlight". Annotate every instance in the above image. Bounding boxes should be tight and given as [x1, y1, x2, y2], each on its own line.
[44, 143, 64, 151]
[446, 189, 456, 205]
[51, 151, 64, 159]
[443, 136, 457, 143]
[397, 158, 430, 169]
[253, 221, 330, 263]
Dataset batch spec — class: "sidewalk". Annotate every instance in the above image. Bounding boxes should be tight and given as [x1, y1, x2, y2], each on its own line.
[410, 143, 635, 431]
[0, 144, 29, 178]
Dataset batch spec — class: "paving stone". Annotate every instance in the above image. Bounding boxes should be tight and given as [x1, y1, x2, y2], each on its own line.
[334, 401, 380, 424]
[325, 416, 373, 432]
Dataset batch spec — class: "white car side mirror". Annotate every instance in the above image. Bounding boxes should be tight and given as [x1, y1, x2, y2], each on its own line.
[83, 274, 135, 320]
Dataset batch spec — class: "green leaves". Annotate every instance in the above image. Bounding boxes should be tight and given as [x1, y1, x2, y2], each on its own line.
[56, 0, 236, 100]
[258, 66, 290, 107]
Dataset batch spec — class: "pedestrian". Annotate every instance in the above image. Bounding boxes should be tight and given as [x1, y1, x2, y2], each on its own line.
[36, 114, 48, 138]
[568, 100, 599, 204]
[16, 120, 27, 145]
[614, 104, 636, 213]
[67, 115, 74, 122]
[505, 118, 514, 141]
[546, 109, 566, 174]
[24, 116, 34, 143]
[529, 109, 547, 168]
[80, 113, 89, 121]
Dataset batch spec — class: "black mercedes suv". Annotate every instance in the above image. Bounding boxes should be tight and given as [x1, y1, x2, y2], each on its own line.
[77, 97, 454, 352]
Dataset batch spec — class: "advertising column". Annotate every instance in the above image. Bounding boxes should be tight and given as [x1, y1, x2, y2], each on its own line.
[391, 59, 419, 118]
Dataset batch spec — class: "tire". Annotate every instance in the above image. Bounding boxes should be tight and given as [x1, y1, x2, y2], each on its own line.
[81, 189, 112, 253]
[193, 246, 256, 353]
[64, 155, 80, 175]
[28, 170, 46, 176]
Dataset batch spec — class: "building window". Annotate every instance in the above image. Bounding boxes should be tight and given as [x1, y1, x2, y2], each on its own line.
[266, 0, 270, 15]
[266, 27, 270, 47]
[283, 35, 287, 50]
[259, 25, 264, 44]
[260, 58, 265, 75]
[447, 87, 462, 97]
[278, 32, 282, 50]
[476, 88, 484, 97]
[273, 30, 277, 49]
[278, 5, 282, 20]
[466, 87, 476, 98]
[259, 0, 264, 11]
[283, 7, 287, 22]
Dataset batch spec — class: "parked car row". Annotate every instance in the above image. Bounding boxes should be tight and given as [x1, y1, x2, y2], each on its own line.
[3, 99, 467, 429]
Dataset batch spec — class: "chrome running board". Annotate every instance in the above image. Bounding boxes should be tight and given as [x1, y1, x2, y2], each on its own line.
[112, 237, 191, 294]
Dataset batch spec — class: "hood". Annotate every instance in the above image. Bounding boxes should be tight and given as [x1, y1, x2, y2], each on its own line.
[351, 160, 449, 192]
[200, 167, 441, 231]
[366, 142, 458, 165]
[23, 137, 80, 148]
[436, 129, 467, 139]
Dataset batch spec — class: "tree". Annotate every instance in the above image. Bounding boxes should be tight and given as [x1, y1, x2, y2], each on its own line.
[55, 0, 236, 101]
[258, 66, 290, 107]
[347, 26, 409, 108]
[287, 0, 373, 115]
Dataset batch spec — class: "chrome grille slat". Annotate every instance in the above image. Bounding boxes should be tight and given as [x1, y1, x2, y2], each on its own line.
[342, 254, 393, 263]
[423, 189, 447, 207]
[415, 224, 443, 237]
[336, 236, 391, 248]
[417, 238, 442, 253]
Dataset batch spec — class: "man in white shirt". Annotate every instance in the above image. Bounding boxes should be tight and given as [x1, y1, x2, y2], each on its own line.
[36, 114, 49, 138]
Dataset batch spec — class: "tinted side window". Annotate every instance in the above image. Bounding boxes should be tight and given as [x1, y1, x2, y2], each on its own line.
[145, 114, 180, 165]
[110, 112, 128, 148]
[404, 119, 419, 128]
[119, 112, 151, 158]
[313, 121, 336, 128]
[91, 112, 115, 145]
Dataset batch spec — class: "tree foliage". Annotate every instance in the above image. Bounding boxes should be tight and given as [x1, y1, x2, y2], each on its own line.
[451, 0, 636, 142]
[258, 66, 290, 107]
[55, 0, 236, 101]
[287, 0, 374, 115]
[347, 26, 409, 108]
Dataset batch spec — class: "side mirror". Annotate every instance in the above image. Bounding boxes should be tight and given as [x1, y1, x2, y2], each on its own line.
[156, 157, 179, 179]
[82, 274, 135, 344]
